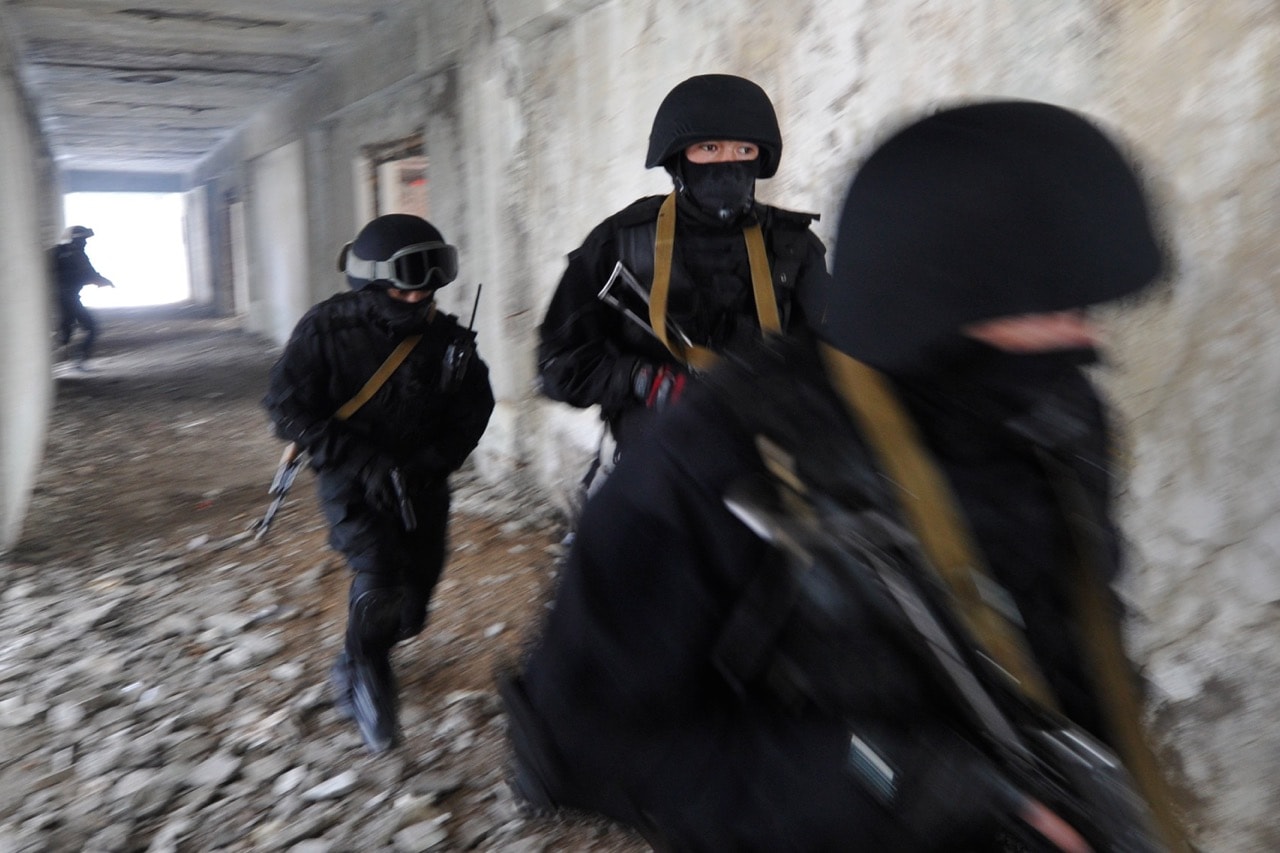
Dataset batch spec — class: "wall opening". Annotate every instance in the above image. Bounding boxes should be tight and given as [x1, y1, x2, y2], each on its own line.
[63, 192, 190, 308]
[359, 134, 428, 219]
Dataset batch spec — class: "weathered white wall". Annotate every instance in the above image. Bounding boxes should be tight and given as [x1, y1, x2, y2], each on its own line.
[183, 184, 212, 307]
[191, 2, 1277, 848]
[0, 23, 57, 552]
[246, 142, 312, 345]
[1096, 6, 1280, 849]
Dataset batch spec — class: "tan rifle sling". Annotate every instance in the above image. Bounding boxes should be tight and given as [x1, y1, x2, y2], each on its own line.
[333, 332, 423, 422]
[283, 303, 434, 460]
[650, 192, 780, 372]
[333, 302, 435, 421]
[818, 342, 1190, 851]
[818, 343, 1057, 707]
[1039, 449, 1193, 852]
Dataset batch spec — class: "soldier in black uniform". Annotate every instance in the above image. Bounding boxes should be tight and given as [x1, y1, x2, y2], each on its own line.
[51, 225, 115, 368]
[537, 73, 831, 459]
[503, 102, 1186, 851]
[264, 214, 494, 753]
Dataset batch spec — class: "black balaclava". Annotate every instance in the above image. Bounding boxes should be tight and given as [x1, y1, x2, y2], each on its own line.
[820, 100, 1163, 739]
[369, 290, 436, 336]
[675, 157, 762, 224]
[890, 336, 1121, 739]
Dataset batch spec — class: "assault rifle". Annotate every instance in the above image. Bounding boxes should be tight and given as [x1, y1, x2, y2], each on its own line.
[723, 472, 1170, 852]
[597, 261, 693, 350]
[252, 442, 304, 542]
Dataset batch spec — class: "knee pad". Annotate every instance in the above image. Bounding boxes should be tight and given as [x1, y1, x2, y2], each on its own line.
[397, 590, 428, 641]
[346, 587, 403, 656]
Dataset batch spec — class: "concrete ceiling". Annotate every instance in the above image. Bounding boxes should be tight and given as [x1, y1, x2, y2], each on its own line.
[1, 0, 405, 178]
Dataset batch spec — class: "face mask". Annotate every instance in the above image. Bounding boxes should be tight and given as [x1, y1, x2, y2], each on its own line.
[678, 159, 760, 222]
[372, 289, 435, 329]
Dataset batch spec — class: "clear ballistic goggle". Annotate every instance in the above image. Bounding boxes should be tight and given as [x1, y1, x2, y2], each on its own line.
[339, 241, 459, 291]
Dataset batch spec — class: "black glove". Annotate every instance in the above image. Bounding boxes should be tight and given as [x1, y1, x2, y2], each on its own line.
[357, 454, 400, 515]
[632, 362, 688, 410]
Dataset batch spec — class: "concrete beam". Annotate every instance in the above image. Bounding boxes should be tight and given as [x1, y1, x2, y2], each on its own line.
[61, 169, 189, 193]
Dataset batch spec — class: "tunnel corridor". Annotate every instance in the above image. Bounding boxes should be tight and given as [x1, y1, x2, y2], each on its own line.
[3, 304, 646, 850]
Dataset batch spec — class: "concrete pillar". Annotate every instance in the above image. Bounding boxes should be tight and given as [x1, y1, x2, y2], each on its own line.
[246, 141, 311, 344]
[0, 37, 55, 552]
[184, 184, 213, 307]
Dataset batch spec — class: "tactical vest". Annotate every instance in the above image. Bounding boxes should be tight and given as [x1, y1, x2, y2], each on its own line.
[613, 203, 816, 336]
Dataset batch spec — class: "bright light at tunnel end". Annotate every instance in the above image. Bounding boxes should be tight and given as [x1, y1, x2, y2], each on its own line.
[64, 192, 191, 308]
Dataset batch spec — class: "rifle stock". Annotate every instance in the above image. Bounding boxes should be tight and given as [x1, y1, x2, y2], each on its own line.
[723, 478, 1168, 852]
[254, 442, 304, 541]
[598, 261, 693, 349]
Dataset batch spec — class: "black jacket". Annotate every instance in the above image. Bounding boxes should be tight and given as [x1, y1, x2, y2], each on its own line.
[537, 194, 830, 445]
[263, 289, 494, 483]
[507, 335, 1125, 851]
[51, 242, 109, 297]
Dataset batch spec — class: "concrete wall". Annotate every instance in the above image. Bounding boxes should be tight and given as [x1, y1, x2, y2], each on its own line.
[1096, 6, 1280, 848]
[188, 2, 1276, 848]
[183, 184, 213, 307]
[0, 22, 58, 552]
[247, 141, 312, 344]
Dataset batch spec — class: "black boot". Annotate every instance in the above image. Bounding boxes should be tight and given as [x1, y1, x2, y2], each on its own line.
[498, 672, 568, 815]
[345, 588, 403, 753]
[329, 652, 354, 719]
[350, 652, 397, 753]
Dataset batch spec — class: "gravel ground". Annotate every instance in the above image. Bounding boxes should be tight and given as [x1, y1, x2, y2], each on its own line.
[0, 305, 648, 852]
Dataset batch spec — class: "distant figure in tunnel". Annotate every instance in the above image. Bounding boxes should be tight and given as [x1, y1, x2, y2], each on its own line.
[51, 224, 114, 369]
[536, 73, 832, 497]
[263, 214, 494, 753]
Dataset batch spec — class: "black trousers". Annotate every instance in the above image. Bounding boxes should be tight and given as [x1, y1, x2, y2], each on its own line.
[56, 290, 98, 359]
[317, 471, 451, 645]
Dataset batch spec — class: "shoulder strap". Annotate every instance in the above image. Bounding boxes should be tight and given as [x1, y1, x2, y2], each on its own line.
[333, 328, 426, 422]
[1039, 451, 1193, 852]
[616, 219, 657, 283]
[818, 342, 1057, 707]
[278, 306, 431, 462]
[650, 192, 780, 371]
[818, 342, 1191, 851]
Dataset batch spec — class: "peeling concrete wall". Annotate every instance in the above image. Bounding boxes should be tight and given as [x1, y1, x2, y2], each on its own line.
[246, 141, 311, 345]
[0, 21, 59, 552]
[1095, 5, 1280, 849]
[183, 184, 213, 306]
[195, 2, 1276, 848]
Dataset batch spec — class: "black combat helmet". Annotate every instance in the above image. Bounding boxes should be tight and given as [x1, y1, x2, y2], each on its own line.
[823, 100, 1164, 372]
[61, 225, 94, 242]
[338, 214, 459, 292]
[646, 74, 783, 178]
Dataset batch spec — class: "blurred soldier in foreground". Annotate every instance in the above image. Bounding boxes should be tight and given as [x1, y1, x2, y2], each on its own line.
[503, 102, 1190, 850]
[537, 73, 831, 475]
[264, 214, 494, 753]
[51, 225, 115, 369]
